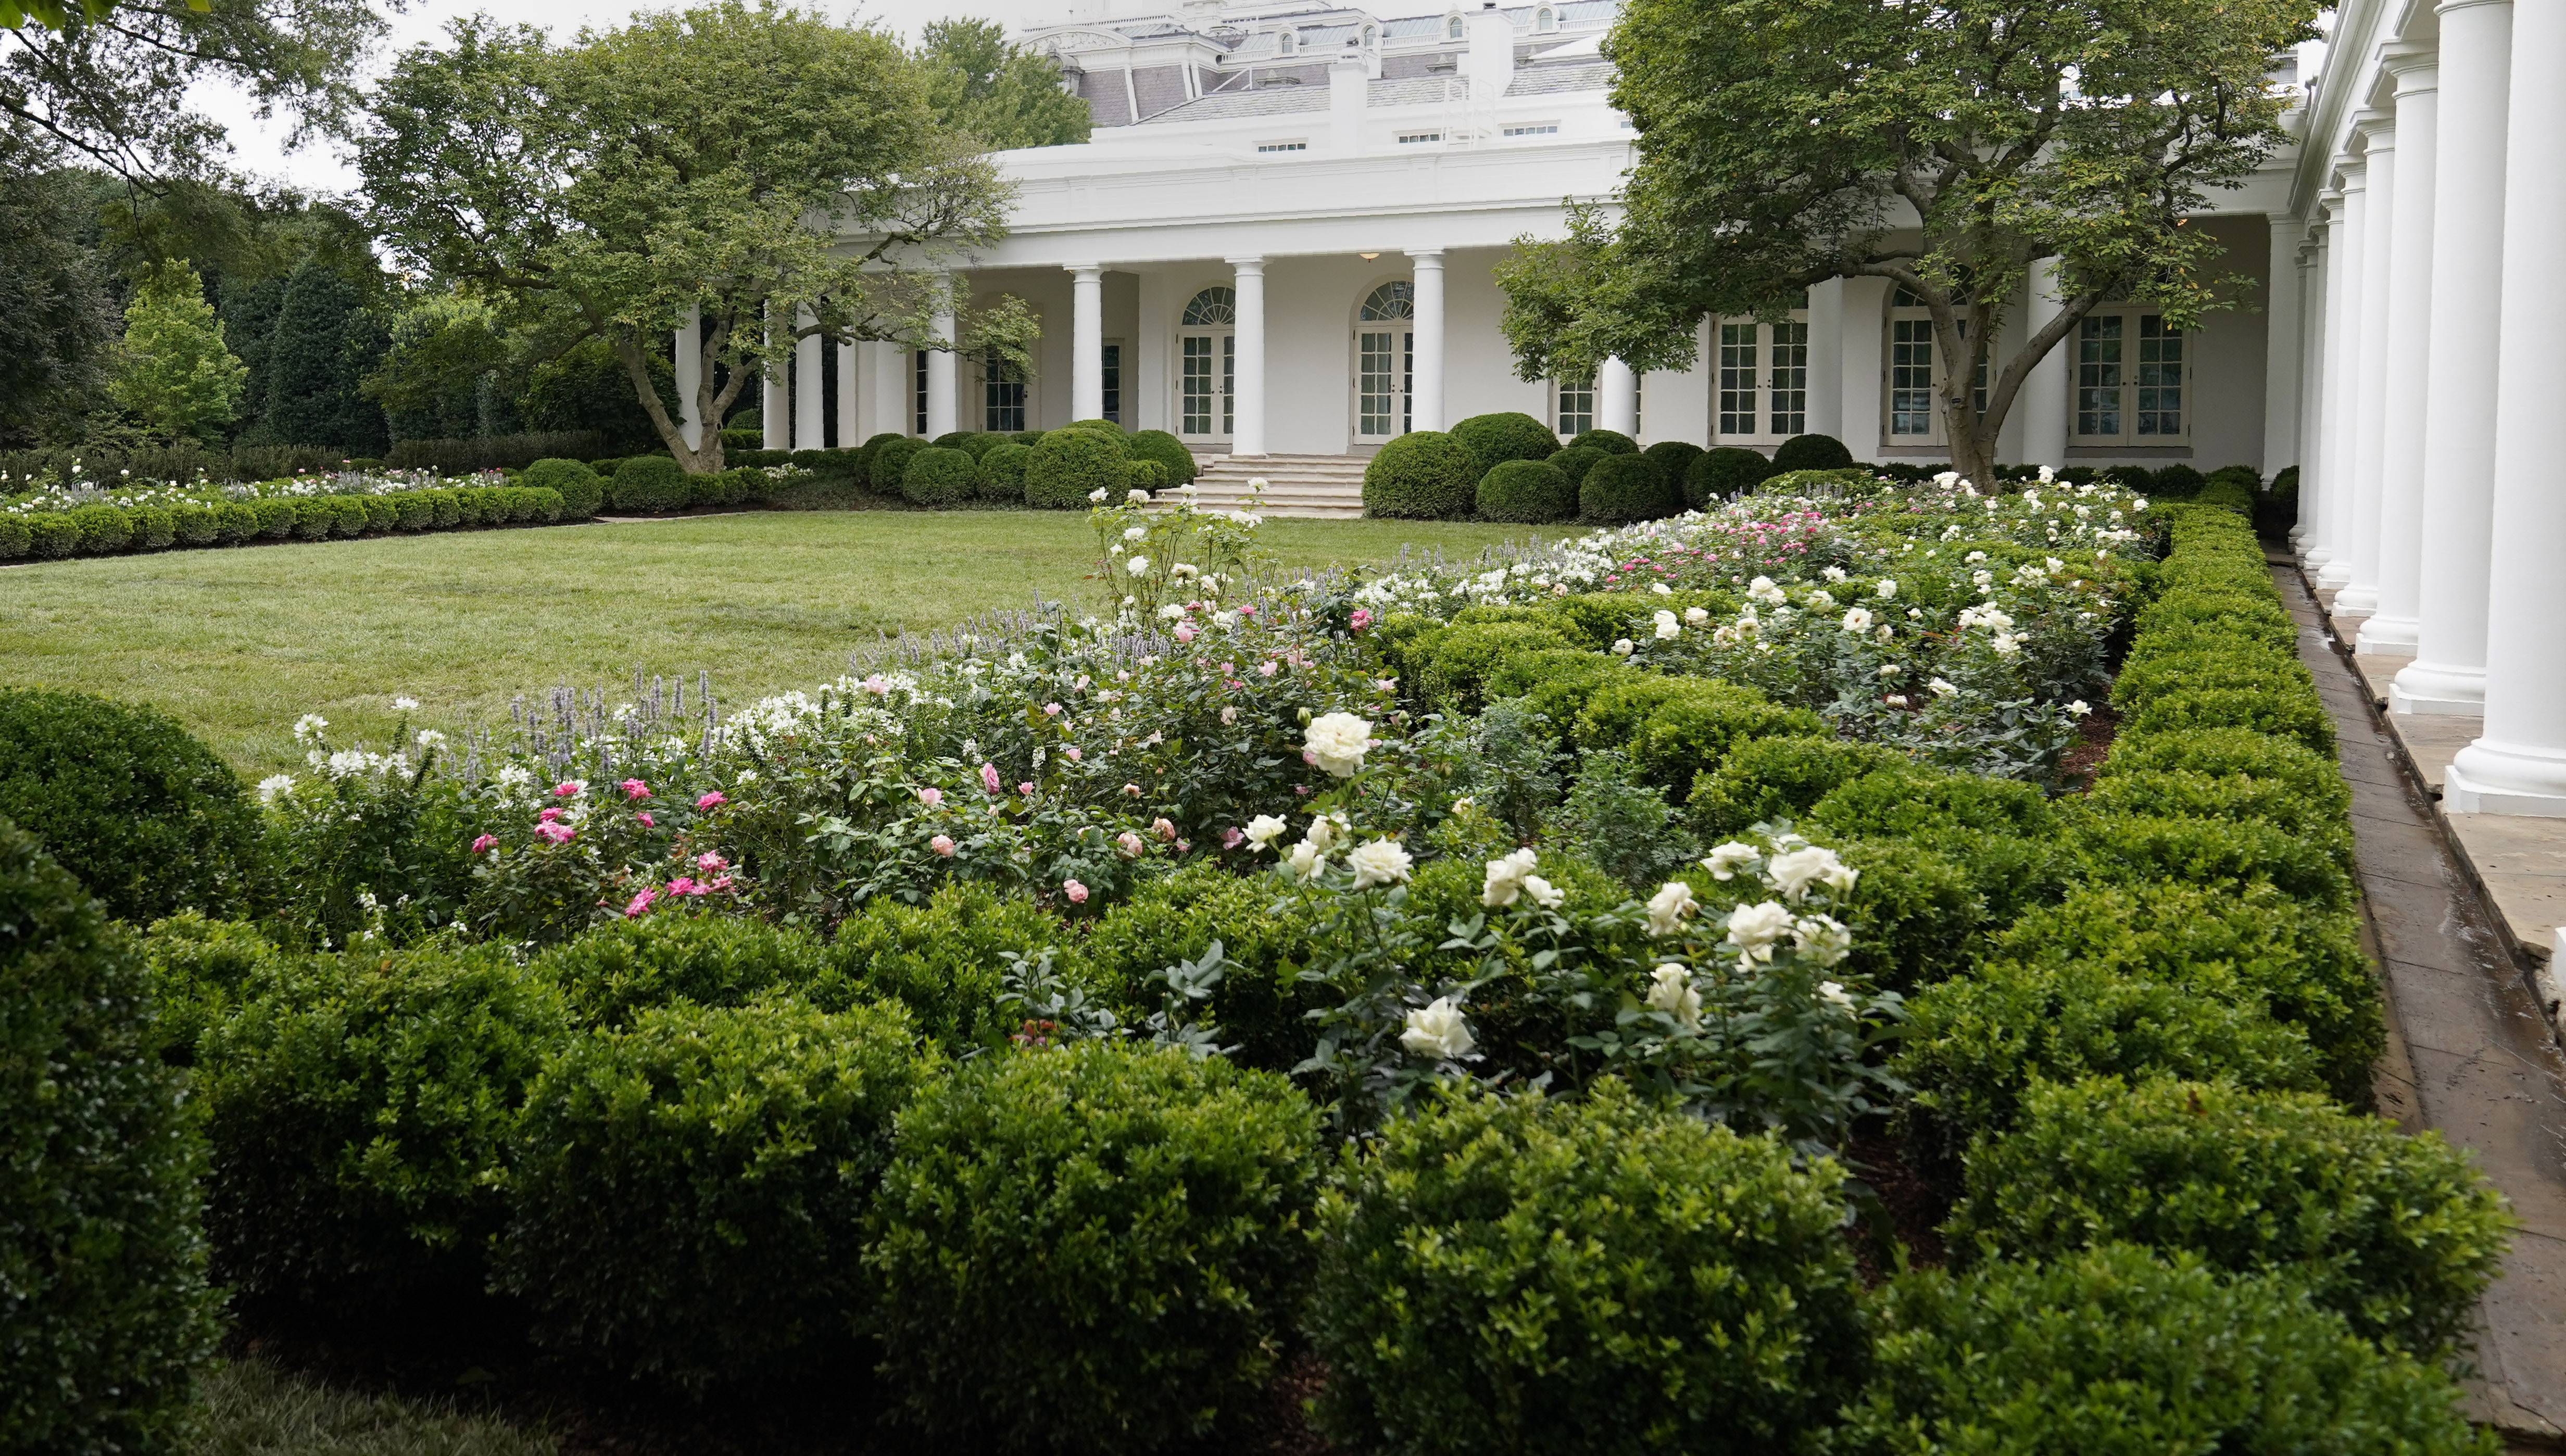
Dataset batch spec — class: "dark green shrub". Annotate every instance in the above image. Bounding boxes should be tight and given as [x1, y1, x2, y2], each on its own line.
[975, 441, 1034, 502]
[2150, 462, 2208, 499]
[1449, 410, 1561, 478]
[1065, 417, 1124, 435]
[521, 458, 606, 520]
[1831, 837, 1989, 991]
[390, 492, 434, 531]
[28, 513, 80, 558]
[1896, 953, 2323, 1153]
[500, 998, 930, 1390]
[130, 504, 176, 550]
[1127, 428, 1198, 484]
[0, 689, 260, 924]
[1567, 426, 1637, 454]
[2108, 648, 2314, 713]
[1577, 676, 1825, 792]
[198, 942, 573, 1305]
[356, 496, 397, 533]
[1083, 863, 1332, 1072]
[0, 516, 30, 558]
[1951, 1078, 2510, 1356]
[521, 486, 563, 522]
[867, 1042, 1323, 1453]
[1308, 1081, 1863, 1456]
[2068, 810, 2354, 910]
[251, 497, 297, 537]
[530, 913, 832, 1029]
[1835, 1245, 2496, 1456]
[69, 502, 133, 552]
[2100, 463, 2157, 492]
[139, 912, 287, 1066]
[1363, 430, 1479, 519]
[1548, 443, 1605, 486]
[0, 819, 221, 1454]
[609, 456, 688, 513]
[857, 432, 907, 485]
[2085, 768, 2352, 853]
[2097, 725, 2342, 807]
[423, 490, 460, 528]
[1685, 735, 1913, 838]
[2121, 688, 2335, 757]
[1485, 649, 1636, 729]
[1023, 427, 1131, 509]
[1770, 433, 1852, 471]
[1126, 458, 1172, 493]
[1642, 439, 1704, 496]
[1807, 764, 2055, 841]
[1687, 445, 1777, 506]
[829, 882, 1084, 1050]
[1578, 452, 1675, 522]
[1406, 621, 1578, 713]
[901, 445, 976, 506]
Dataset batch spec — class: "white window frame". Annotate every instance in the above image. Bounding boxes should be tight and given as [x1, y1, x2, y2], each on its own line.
[2071, 307, 2192, 446]
[1553, 376, 1594, 438]
[1712, 307, 1812, 446]
[1396, 130, 1445, 145]
[982, 348, 1028, 434]
[1535, 5, 1557, 32]
[1177, 287, 1236, 443]
[1502, 121, 1560, 137]
[1255, 139, 1308, 153]
[1445, 12, 1463, 39]
[1883, 287, 1985, 448]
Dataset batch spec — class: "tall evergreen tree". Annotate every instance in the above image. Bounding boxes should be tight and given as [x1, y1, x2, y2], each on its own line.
[110, 262, 246, 439]
[261, 256, 388, 454]
[217, 273, 287, 436]
[0, 151, 115, 445]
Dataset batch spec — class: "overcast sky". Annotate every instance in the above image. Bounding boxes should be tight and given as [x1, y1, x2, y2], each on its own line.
[191, 0, 1088, 195]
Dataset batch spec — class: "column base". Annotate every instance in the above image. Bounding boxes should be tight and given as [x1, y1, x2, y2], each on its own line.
[2317, 560, 2353, 589]
[2447, 738, 2566, 817]
[2354, 614, 2420, 653]
[2332, 584, 2380, 616]
[2391, 659, 2487, 716]
[2304, 542, 2336, 568]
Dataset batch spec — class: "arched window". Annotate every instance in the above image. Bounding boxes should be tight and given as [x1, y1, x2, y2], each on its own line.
[1359, 281, 1414, 322]
[1182, 287, 1236, 326]
[1536, 6, 1556, 32]
[1278, 29, 1296, 54]
[1445, 14, 1462, 38]
[1179, 287, 1237, 439]
[1363, 23, 1377, 44]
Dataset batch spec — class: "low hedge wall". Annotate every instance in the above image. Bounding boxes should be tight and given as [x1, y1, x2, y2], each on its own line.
[0, 485, 572, 564]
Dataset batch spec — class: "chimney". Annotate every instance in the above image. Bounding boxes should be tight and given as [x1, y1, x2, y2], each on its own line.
[1465, 1, 1514, 103]
[1330, 39, 1367, 152]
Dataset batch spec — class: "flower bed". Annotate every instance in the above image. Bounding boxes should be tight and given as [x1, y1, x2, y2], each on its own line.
[15, 477, 2511, 1453]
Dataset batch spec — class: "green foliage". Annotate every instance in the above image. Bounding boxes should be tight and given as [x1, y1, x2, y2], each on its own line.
[111, 264, 249, 440]
[1126, 458, 1171, 492]
[69, 502, 133, 551]
[901, 444, 976, 505]
[1471, 458, 1575, 523]
[0, 819, 221, 1456]
[829, 881, 1079, 1050]
[1642, 438, 1704, 491]
[1951, 1078, 2511, 1356]
[1024, 425, 1130, 509]
[1578, 451, 1676, 522]
[975, 439, 1033, 501]
[529, 913, 832, 1028]
[1449, 410, 1562, 478]
[198, 942, 574, 1305]
[1308, 1082, 1864, 1456]
[1837, 1245, 2497, 1456]
[519, 457, 605, 518]
[0, 157, 115, 443]
[499, 997, 931, 1390]
[1807, 763, 2053, 842]
[2066, 810, 2353, 910]
[608, 454, 688, 512]
[1688, 444, 1778, 505]
[912, 16, 1090, 148]
[1540, 747, 1696, 889]
[1364, 429, 1480, 520]
[1126, 427, 1198, 484]
[1404, 619, 1578, 713]
[1084, 863, 1334, 1072]
[260, 256, 389, 454]
[1771, 434, 1852, 472]
[362, 293, 517, 443]
[869, 434, 926, 493]
[2121, 684, 2335, 755]
[1579, 675, 1828, 794]
[139, 913, 287, 1066]
[1567, 427, 1637, 454]
[1549, 442, 1606, 486]
[0, 688, 260, 924]
[1830, 836, 1989, 991]
[1685, 735, 1911, 838]
[866, 1042, 1323, 1453]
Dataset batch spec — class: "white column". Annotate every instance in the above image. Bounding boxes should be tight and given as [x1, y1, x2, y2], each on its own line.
[761, 305, 789, 451]
[794, 306, 823, 452]
[1228, 256, 1267, 455]
[924, 295, 958, 439]
[2018, 255, 2069, 469]
[2397, 0, 2513, 715]
[1408, 249, 1446, 433]
[1069, 264, 1105, 423]
[2261, 216, 2304, 472]
[2448, 0, 2566, 814]
[1838, 277, 1889, 459]
[674, 305, 704, 451]
[2291, 232, 2326, 549]
[1805, 278, 1846, 440]
[2358, 56, 2439, 654]
[2316, 167, 2367, 588]
[1599, 357, 1639, 436]
[2336, 113, 2396, 618]
[835, 339, 857, 449]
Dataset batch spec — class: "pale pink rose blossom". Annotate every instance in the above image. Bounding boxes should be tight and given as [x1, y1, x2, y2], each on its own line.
[930, 834, 957, 857]
[1063, 878, 1089, 904]
[981, 763, 1003, 794]
[620, 779, 650, 800]
[919, 786, 943, 807]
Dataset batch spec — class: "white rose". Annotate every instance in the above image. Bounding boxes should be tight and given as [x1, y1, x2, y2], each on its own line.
[1747, 576, 1787, 605]
[1611, 638, 1636, 656]
[1124, 525, 1147, 541]
[1303, 712, 1375, 777]
[1796, 916, 1854, 967]
[1286, 840, 1326, 879]
[1305, 813, 1343, 855]
[1683, 606, 1709, 624]
[1644, 880, 1698, 937]
[2068, 699, 2092, 717]
[1819, 978, 1857, 1009]
[1400, 997, 1476, 1059]
[1724, 901, 1795, 960]
[1841, 607, 1873, 634]
[1089, 488, 1109, 503]
[1654, 610, 1682, 640]
[1929, 677, 1957, 697]
[1244, 814, 1289, 851]
[1703, 842, 1758, 881]
[1644, 963, 1702, 1026]
[1482, 846, 1539, 907]
[1820, 565, 1848, 583]
[1346, 838, 1414, 890]
[1651, 581, 1674, 596]
[1521, 874, 1564, 910]
[1876, 579, 1898, 600]
[1767, 845, 1856, 900]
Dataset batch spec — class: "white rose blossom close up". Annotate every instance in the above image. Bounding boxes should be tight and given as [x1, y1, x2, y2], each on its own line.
[1645, 963, 1703, 1027]
[1345, 838, 1414, 890]
[1302, 712, 1374, 777]
[1644, 880, 1697, 936]
[1400, 997, 1477, 1059]
[1482, 847, 1539, 907]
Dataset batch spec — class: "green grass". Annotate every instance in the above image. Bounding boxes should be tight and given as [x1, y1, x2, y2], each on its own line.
[189, 1359, 553, 1455]
[0, 511, 1541, 773]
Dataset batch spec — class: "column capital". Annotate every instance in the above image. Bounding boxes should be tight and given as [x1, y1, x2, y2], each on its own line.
[2435, 0, 2508, 15]
[1404, 247, 1446, 264]
[2335, 157, 2369, 193]
[1066, 263, 1106, 282]
[2380, 41, 2439, 90]
[2351, 105, 2397, 152]
[1223, 255, 1265, 274]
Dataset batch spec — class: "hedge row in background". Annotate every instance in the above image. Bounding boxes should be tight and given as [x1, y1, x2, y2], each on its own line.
[0, 483, 572, 563]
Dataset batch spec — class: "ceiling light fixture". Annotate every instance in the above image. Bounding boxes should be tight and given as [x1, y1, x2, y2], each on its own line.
[1359, 251, 1380, 259]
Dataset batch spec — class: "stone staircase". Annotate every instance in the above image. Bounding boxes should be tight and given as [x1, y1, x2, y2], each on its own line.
[1163, 453, 1369, 520]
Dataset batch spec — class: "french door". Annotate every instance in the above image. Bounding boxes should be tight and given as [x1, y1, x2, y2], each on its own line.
[1180, 332, 1234, 441]
[1354, 326, 1412, 442]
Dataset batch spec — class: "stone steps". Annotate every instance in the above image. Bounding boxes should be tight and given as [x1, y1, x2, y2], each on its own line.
[1161, 454, 1370, 520]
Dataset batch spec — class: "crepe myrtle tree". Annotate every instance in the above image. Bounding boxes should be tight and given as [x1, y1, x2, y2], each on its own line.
[1495, 0, 2318, 485]
[360, 1, 1035, 475]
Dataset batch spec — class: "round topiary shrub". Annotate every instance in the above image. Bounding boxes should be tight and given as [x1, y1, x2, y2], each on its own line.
[1567, 426, 1638, 455]
[1548, 444, 1605, 487]
[0, 689, 260, 925]
[1309, 1081, 1865, 1456]
[522, 458, 606, 520]
[251, 498, 296, 538]
[356, 496, 397, 533]
[857, 431, 905, 483]
[69, 503, 133, 553]
[1579, 451, 1675, 523]
[928, 431, 978, 454]
[1642, 439, 1705, 497]
[1363, 430, 1479, 519]
[28, 514, 79, 558]
[1835, 1245, 2492, 1456]
[1475, 458, 1576, 523]
[866, 1041, 1323, 1452]
[1127, 428, 1198, 485]
[1450, 411, 1562, 478]
[129, 504, 176, 551]
[2152, 462, 2209, 499]
[609, 456, 688, 513]
[0, 516, 31, 558]
[868, 435, 926, 495]
[1949, 1077, 2509, 1358]
[499, 997, 932, 1391]
[1064, 417, 1125, 436]
[390, 493, 433, 531]
[1770, 433, 1852, 471]
[901, 446, 977, 507]
[1688, 446, 1778, 506]
[0, 817, 222, 1456]
[976, 441, 1034, 502]
[1024, 426, 1133, 510]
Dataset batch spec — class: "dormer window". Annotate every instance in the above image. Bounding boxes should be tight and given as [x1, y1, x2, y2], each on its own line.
[1445, 14, 1463, 39]
[1362, 23, 1377, 44]
[1278, 30, 1296, 54]
[1535, 6, 1556, 31]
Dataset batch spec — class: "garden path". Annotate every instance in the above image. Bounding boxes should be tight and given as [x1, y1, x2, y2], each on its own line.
[2279, 560, 2566, 1447]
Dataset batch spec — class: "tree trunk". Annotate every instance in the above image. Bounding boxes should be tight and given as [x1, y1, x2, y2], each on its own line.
[613, 331, 724, 475]
[1943, 386, 1999, 488]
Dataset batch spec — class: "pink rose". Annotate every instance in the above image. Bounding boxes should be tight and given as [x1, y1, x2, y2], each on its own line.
[1043, 702, 1062, 716]
[1349, 607, 1374, 631]
[538, 807, 564, 824]
[1152, 817, 1176, 841]
[930, 834, 956, 857]
[1258, 661, 1277, 678]
[665, 876, 697, 896]
[1063, 878, 1089, 905]
[1064, 746, 1082, 763]
[863, 674, 890, 695]
[624, 887, 657, 917]
[981, 762, 1003, 794]
[636, 812, 655, 828]
[1117, 831, 1144, 857]
[696, 791, 728, 811]
[470, 834, 497, 855]
[918, 786, 943, 807]
[709, 875, 735, 891]
[1174, 624, 1197, 644]
[697, 852, 727, 872]
[621, 779, 650, 800]
[1221, 827, 1244, 849]
[555, 781, 581, 798]
[1018, 782, 1036, 797]
[534, 821, 576, 845]
[1123, 783, 1141, 797]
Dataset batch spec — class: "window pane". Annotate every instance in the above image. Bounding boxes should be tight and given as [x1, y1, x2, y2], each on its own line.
[1101, 343, 1122, 426]
[912, 350, 928, 436]
[1718, 322, 1757, 436]
[1768, 320, 1807, 436]
[1402, 330, 1414, 436]
[1360, 330, 1399, 436]
[1222, 335, 1235, 435]
[1181, 287, 1236, 326]
[1557, 376, 1593, 437]
[2135, 315, 2182, 436]
[1890, 319, 1935, 435]
[983, 349, 1025, 433]
[2076, 314, 2123, 438]
[1181, 336, 1214, 435]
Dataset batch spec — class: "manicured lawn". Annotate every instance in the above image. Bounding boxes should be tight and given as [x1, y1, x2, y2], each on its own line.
[0, 510, 1542, 773]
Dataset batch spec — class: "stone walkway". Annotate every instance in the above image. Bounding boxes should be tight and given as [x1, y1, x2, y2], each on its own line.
[2279, 561, 2566, 1445]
